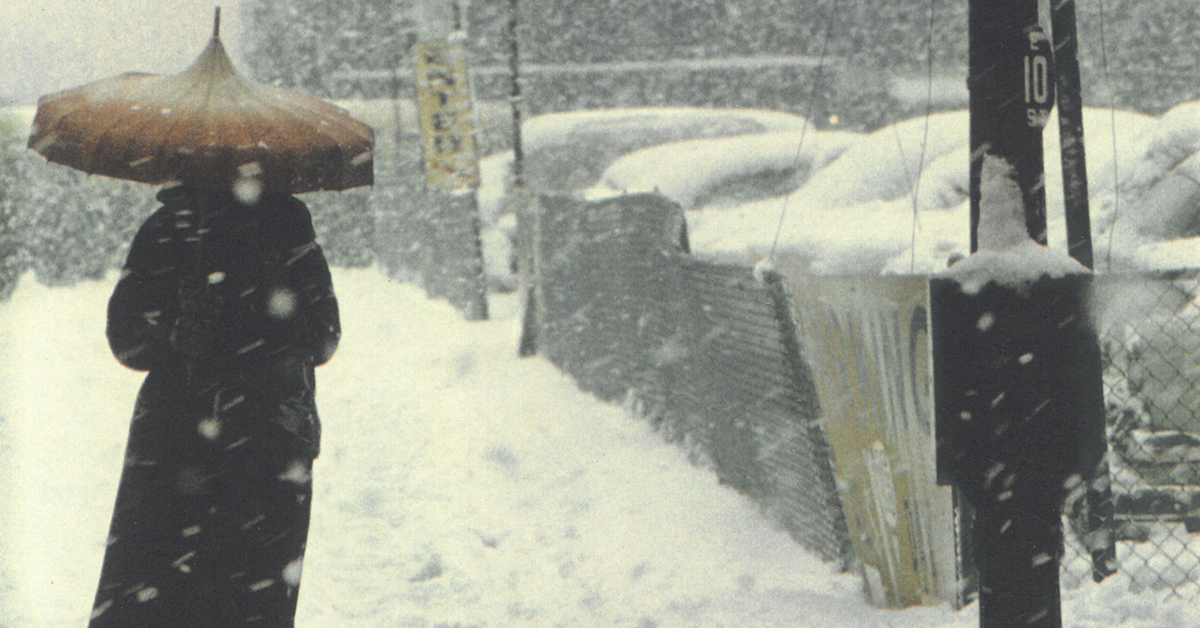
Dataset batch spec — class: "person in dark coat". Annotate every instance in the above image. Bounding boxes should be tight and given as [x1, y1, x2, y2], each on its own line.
[89, 185, 340, 628]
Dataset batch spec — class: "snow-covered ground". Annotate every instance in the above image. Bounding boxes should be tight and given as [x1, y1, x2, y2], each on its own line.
[2, 268, 1199, 628]
[5, 98, 1200, 627]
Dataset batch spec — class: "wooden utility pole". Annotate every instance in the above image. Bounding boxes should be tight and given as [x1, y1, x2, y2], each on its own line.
[507, 0, 526, 193]
[413, 0, 489, 320]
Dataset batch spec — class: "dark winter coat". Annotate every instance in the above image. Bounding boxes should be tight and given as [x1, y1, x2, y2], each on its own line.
[89, 186, 339, 628]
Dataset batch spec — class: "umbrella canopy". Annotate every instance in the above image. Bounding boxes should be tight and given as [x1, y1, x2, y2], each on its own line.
[27, 10, 374, 195]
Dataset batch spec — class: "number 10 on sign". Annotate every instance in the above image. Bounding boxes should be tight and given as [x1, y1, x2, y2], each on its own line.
[1023, 26, 1055, 128]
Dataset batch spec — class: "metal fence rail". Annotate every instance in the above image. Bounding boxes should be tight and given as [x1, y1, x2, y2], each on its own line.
[535, 192, 852, 564]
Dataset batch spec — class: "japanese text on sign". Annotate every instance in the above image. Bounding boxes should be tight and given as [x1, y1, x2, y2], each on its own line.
[415, 40, 480, 190]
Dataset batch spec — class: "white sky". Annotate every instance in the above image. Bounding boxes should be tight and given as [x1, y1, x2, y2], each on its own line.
[0, 0, 247, 107]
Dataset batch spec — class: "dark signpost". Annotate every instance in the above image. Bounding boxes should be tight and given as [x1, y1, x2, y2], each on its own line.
[1051, 0, 1119, 583]
[1052, 0, 1096, 270]
[967, 0, 1053, 253]
[934, 2, 1109, 627]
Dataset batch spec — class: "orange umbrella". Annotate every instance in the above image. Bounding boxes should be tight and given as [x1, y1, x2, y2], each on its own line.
[27, 9, 373, 195]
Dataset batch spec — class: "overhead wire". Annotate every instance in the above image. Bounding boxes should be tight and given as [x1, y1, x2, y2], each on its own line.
[908, 0, 938, 273]
[1097, 0, 1122, 269]
[767, 0, 840, 262]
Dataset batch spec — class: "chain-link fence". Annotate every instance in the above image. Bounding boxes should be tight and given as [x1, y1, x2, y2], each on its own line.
[526, 190, 1200, 601]
[534, 192, 853, 565]
[1060, 272, 1200, 600]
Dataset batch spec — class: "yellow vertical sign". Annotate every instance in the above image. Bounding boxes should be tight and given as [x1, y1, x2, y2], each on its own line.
[785, 274, 959, 609]
[414, 39, 480, 191]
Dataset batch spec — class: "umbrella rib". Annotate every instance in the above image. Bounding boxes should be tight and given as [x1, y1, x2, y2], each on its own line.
[227, 86, 367, 188]
[147, 81, 218, 178]
[86, 109, 147, 177]
[244, 96, 337, 188]
[84, 78, 212, 178]
[253, 84, 373, 142]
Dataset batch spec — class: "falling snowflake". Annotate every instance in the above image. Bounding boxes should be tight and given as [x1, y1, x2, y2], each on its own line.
[267, 288, 298, 319]
[282, 559, 303, 587]
[90, 600, 113, 619]
[234, 177, 263, 205]
[234, 163, 264, 204]
[277, 460, 311, 484]
[197, 418, 221, 440]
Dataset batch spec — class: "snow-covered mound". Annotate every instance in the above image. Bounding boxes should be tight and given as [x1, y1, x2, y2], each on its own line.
[521, 107, 809, 154]
[516, 108, 811, 201]
[676, 104, 1193, 275]
[478, 107, 809, 226]
[665, 109, 974, 274]
[1095, 100, 1200, 242]
[1133, 236, 1200, 270]
[793, 109, 969, 210]
[596, 128, 860, 209]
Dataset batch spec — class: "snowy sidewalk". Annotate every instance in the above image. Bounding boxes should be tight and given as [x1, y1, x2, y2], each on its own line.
[1, 268, 1196, 628]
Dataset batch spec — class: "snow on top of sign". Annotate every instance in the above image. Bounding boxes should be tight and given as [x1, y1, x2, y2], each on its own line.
[940, 239, 1089, 294]
[939, 156, 1088, 293]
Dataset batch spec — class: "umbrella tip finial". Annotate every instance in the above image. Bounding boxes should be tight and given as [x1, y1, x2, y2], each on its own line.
[213, 7, 222, 38]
